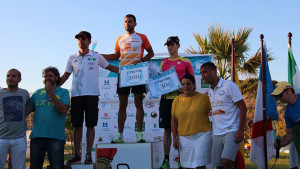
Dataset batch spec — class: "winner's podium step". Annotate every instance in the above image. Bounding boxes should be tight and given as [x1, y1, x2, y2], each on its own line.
[70, 164, 93, 169]
[95, 141, 163, 169]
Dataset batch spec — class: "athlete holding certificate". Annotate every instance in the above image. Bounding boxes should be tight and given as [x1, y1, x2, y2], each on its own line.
[159, 36, 194, 169]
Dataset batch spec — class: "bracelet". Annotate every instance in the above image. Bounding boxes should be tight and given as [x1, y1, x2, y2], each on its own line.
[140, 58, 145, 62]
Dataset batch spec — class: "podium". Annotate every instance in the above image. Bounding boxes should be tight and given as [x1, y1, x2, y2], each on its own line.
[95, 141, 163, 169]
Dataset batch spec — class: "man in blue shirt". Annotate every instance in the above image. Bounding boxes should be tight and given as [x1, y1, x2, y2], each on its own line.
[27, 67, 70, 169]
[272, 81, 300, 157]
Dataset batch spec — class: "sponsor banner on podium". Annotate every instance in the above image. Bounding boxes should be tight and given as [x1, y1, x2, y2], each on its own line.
[119, 62, 149, 87]
[148, 68, 181, 97]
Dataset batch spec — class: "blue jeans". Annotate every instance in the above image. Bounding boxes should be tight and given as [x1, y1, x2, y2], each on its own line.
[30, 138, 65, 169]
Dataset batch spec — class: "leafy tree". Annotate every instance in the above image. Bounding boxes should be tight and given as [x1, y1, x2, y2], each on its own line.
[186, 24, 274, 81]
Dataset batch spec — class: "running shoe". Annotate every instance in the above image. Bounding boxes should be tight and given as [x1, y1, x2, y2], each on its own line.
[84, 153, 92, 164]
[111, 133, 124, 143]
[136, 132, 146, 143]
[178, 160, 183, 169]
[159, 159, 170, 169]
[67, 154, 81, 164]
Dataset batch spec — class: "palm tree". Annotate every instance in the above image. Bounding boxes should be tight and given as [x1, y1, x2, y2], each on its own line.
[186, 24, 273, 80]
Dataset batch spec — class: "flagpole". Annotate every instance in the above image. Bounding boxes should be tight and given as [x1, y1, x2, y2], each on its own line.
[260, 34, 268, 169]
[288, 32, 292, 47]
[231, 38, 236, 82]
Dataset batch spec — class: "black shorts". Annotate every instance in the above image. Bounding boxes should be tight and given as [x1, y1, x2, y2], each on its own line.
[70, 96, 99, 127]
[159, 98, 174, 129]
[117, 74, 146, 95]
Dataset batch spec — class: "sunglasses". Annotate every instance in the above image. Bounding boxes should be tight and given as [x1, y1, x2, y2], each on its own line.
[275, 90, 286, 99]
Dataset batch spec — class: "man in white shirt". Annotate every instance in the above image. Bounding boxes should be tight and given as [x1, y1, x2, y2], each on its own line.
[200, 62, 247, 169]
[60, 31, 119, 164]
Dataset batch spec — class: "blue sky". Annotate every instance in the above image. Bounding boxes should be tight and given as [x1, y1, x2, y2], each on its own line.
[1, 0, 300, 92]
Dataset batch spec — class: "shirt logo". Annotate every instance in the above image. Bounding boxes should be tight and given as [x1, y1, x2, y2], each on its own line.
[219, 90, 225, 96]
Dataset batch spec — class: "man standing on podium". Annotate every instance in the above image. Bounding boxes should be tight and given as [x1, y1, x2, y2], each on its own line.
[102, 14, 154, 143]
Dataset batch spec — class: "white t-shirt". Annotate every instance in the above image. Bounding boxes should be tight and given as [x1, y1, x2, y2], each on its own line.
[207, 78, 243, 135]
[65, 50, 109, 97]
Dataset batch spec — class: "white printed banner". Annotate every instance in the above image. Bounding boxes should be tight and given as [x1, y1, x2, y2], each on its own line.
[82, 54, 213, 168]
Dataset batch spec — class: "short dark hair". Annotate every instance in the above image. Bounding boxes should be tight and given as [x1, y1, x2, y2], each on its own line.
[181, 74, 196, 91]
[125, 14, 136, 22]
[42, 66, 61, 86]
[8, 68, 21, 78]
[200, 62, 217, 71]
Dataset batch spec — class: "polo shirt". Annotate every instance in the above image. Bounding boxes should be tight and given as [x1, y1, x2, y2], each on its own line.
[207, 78, 243, 135]
[65, 50, 109, 97]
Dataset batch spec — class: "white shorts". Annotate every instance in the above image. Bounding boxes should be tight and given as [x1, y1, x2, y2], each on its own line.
[179, 131, 212, 168]
[0, 136, 27, 169]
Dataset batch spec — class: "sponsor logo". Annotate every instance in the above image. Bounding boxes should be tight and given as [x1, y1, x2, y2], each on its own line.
[102, 122, 108, 127]
[150, 111, 157, 118]
[173, 155, 180, 164]
[101, 112, 111, 119]
[108, 135, 115, 141]
[104, 80, 109, 85]
[135, 122, 145, 132]
[88, 62, 95, 65]
[104, 92, 109, 98]
[154, 136, 163, 142]
[127, 112, 135, 117]
[145, 102, 155, 108]
[124, 124, 131, 130]
[101, 122, 110, 131]
[100, 102, 107, 108]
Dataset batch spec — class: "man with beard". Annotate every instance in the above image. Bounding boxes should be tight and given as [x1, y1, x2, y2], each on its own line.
[102, 14, 154, 143]
[27, 67, 70, 169]
[61, 31, 119, 164]
[0, 69, 30, 169]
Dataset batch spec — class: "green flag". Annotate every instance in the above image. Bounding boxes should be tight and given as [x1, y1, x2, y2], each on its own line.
[288, 44, 300, 156]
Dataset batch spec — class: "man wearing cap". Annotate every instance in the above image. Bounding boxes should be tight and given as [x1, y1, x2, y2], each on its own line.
[27, 67, 70, 169]
[60, 31, 119, 164]
[200, 62, 247, 169]
[159, 36, 193, 169]
[102, 14, 154, 143]
[0, 69, 30, 169]
[272, 82, 300, 157]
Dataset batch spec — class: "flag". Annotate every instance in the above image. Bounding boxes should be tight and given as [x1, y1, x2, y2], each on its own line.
[232, 68, 246, 169]
[92, 40, 98, 51]
[288, 44, 300, 158]
[250, 44, 276, 169]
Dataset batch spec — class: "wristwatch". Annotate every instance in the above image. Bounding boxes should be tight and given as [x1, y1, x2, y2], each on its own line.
[140, 58, 145, 62]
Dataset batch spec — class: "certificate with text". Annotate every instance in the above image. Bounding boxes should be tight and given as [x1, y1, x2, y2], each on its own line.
[119, 62, 149, 88]
[148, 68, 181, 97]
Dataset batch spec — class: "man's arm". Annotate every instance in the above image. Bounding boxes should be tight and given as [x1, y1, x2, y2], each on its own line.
[234, 99, 247, 143]
[45, 83, 69, 114]
[277, 127, 295, 148]
[102, 51, 121, 60]
[60, 72, 71, 86]
[133, 46, 154, 64]
[25, 105, 34, 117]
[105, 64, 119, 73]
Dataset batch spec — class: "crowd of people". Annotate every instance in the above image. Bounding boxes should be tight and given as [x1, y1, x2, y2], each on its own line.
[0, 13, 298, 169]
